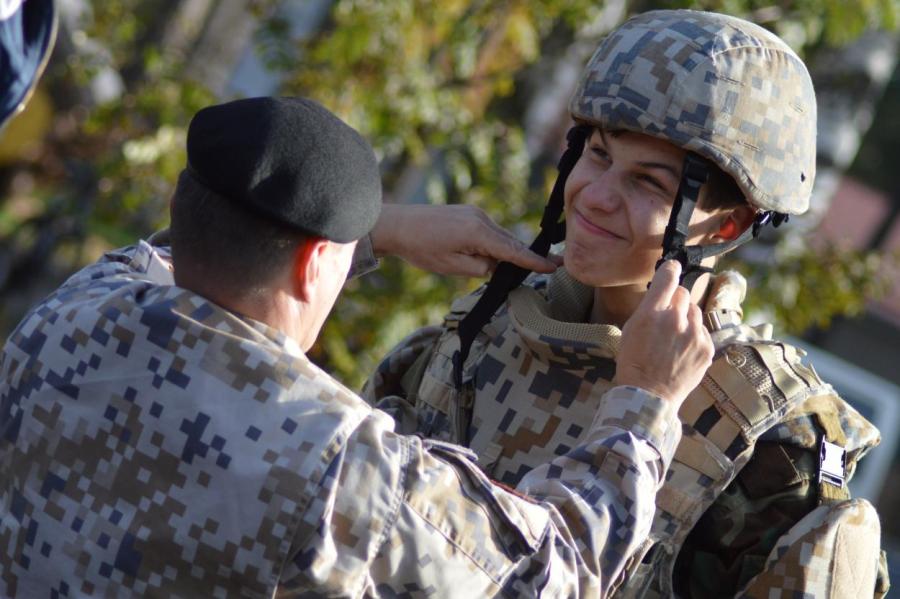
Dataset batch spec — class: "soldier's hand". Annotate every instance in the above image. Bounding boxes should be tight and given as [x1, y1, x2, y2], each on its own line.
[370, 204, 559, 277]
[613, 260, 713, 406]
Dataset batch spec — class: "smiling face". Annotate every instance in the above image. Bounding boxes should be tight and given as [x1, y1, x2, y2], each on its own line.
[563, 129, 724, 289]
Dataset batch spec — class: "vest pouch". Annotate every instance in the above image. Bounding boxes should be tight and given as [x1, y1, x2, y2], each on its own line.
[737, 498, 883, 598]
[415, 346, 469, 443]
[420, 439, 548, 562]
[673, 442, 818, 597]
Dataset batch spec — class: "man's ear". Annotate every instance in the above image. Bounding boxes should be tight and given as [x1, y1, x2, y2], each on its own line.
[715, 205, 757, 242]
[292, 238, 328, 302]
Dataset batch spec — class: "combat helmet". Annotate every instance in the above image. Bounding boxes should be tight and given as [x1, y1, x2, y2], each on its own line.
[1, 0, 57, 130]
[454, 9, 817, 386]
[572, 9, 816, 216]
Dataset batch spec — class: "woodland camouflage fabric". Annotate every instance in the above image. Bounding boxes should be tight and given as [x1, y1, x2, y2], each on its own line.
[364, 268, 887, 598]
[0, 241, 684, 597]
[569, 10, 817, 215]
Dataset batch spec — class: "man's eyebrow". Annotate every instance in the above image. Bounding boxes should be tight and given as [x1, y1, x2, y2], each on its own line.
[636, 161, 680, 182]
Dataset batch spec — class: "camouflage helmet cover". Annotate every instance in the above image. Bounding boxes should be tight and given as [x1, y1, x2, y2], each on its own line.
[569, 10, 816, 215]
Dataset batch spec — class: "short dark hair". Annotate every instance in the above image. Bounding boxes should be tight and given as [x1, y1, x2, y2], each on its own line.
[169, 170, 309, 295]
[701, 161, 747, 212]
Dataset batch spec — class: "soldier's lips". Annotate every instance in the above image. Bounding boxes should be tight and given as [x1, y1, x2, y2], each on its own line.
[572, 209, 625, 240]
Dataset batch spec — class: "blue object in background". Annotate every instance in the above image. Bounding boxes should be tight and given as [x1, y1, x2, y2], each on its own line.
[0, 0, 56, 129]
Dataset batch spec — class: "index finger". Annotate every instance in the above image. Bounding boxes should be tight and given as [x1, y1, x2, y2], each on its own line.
[479, 228, 558, 274]
[642, 260, 681, 311]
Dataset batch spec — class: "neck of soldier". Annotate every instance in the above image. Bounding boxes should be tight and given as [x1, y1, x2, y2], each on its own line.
[230, 287, 319, 352]
[177, 273, 319, 352]
[589, 272, 711, 328]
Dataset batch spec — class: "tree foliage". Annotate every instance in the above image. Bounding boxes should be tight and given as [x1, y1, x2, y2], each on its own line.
[723, 243, 896, 332]
[0, 0, 214, 330]
[0, 0, 897, 388]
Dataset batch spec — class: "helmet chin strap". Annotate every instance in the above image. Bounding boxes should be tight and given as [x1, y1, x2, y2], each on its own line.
[658, 152, 789, 290]
[452, 124, 591, 388]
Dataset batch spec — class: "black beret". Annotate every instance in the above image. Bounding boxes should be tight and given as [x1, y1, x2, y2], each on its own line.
[186, 97, 382, 243]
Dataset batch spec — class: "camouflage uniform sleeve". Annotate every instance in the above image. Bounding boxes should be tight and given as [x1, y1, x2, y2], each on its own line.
[277, 385, 681, 597]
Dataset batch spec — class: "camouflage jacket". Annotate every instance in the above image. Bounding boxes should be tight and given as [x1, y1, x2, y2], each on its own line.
[1, 241, 685, 598]
[364, 268, 890, 598]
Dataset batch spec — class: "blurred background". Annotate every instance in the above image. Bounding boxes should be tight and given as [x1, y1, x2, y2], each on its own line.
[2, 0, 899, 584]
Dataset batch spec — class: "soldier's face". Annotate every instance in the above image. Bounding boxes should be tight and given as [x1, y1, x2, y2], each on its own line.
[563, 129, 719, 288]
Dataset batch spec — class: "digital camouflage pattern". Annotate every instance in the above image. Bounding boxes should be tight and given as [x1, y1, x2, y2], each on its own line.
[1, 241, 685, 597]
[569, 10, 817, 215]
[738, 499, 885, 598]
[364, 267, 888, 597]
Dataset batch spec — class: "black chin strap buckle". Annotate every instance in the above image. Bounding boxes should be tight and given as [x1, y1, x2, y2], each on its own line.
[657, 153, 710, 290]
[752, 211, 790, 237]
[656, 155, 791, 291]
[656, 150, 793, 291]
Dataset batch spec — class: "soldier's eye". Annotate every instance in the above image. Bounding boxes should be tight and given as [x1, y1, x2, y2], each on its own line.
[590, 146, 611, 163]
[637, 174, 667, 194]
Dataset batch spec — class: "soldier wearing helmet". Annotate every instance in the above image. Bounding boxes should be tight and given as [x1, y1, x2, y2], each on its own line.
[365, 10, 890, 597]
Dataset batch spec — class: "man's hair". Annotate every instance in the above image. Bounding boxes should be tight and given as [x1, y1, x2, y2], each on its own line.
[169, 169, 309, 296]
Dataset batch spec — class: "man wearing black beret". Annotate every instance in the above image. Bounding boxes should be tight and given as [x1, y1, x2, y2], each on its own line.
[0, 96, 706, 596]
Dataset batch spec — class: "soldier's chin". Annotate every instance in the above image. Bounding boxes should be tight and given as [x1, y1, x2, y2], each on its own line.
[563, 249, 649, 290]
[563, 250, 612, 287]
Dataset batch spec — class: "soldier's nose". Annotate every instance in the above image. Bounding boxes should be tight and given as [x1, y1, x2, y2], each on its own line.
[582, 173, 624, 213]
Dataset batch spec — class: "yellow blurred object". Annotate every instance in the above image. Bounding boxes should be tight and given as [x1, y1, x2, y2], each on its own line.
[0, 87, 53, 164]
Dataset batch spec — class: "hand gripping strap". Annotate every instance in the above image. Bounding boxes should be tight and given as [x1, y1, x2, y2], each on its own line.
[452, 125, 591, 388]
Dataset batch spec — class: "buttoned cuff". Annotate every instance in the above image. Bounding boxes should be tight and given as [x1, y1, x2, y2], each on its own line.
[591, 385, 682, 470]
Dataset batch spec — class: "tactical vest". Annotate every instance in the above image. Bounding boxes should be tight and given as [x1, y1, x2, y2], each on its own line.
[366, 268, 889, 597]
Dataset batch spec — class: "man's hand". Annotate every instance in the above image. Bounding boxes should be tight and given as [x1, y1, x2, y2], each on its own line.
[613, 261, 713, 406]
[370, 204, 559, 277]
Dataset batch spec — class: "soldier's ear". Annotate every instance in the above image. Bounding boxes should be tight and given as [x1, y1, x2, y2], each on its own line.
[715, 205, 756, 242]
[291, 237, 328, 302]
